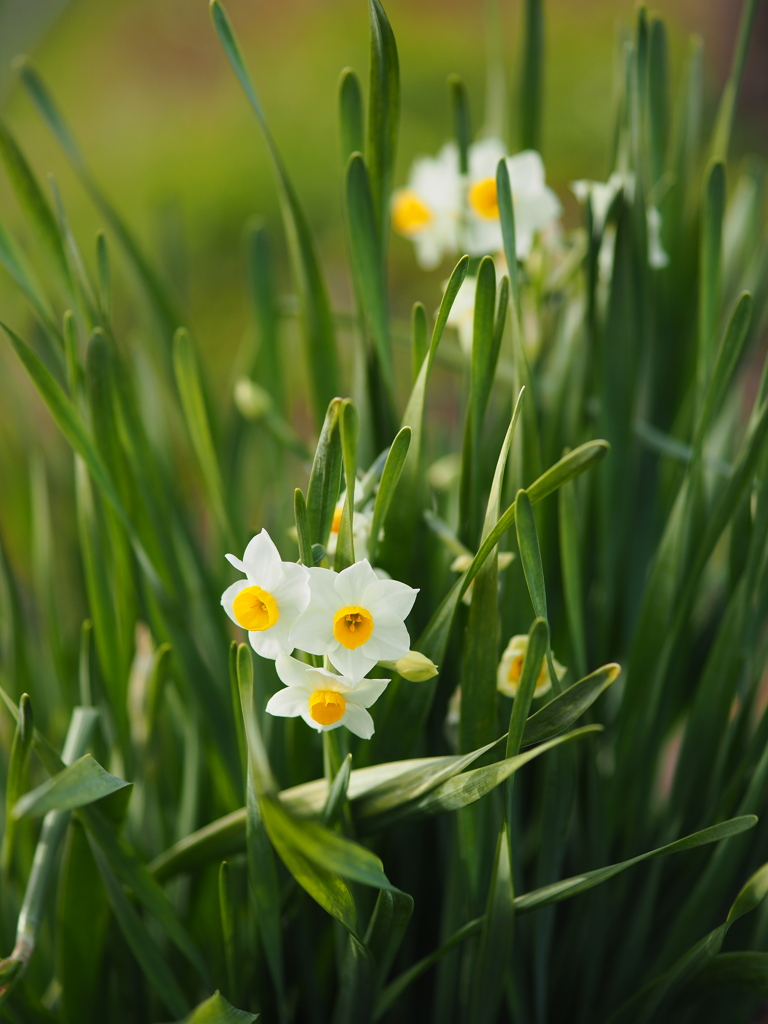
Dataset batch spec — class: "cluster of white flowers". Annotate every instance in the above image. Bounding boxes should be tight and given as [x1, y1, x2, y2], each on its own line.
[571, 172, 669, 271]
[221, 531, 418, 739]
[392, 137, 561, 270]
[394, 141, 669, 356]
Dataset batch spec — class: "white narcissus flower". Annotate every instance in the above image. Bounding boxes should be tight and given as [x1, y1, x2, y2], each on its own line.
[465, 138, 562, 260]
[221, 530, 310, 660]
[497, 634, 566, 698]
[391, 142, 461, 269]
[289, 560, 418, 681]
[571, 174, 669, 270]
[266, 654, 389, 738]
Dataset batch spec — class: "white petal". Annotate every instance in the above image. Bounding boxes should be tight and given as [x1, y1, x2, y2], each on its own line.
[468, 137, 506, 180]
[272, 561, 311, 600]
[307, 566, 341, 610]
[265, 688, 308, 718]
[347, 677, 390, 707]
[327, 644, 378, 681]
[465, 217, 503, 258]
[225, 553, 247, 574]
[275, 653, 315, 690]
[363, 617, 411, 662]
[241, 530, 283, 589]
[364, 577, 418, 621]
[289, 606, 334, 656]
[256, 617, 294, 656]
[335, 560, 379, 606]
[341, 704, 375, 740]
[221, 579, 252, 626]
[299, 709, 323, 732]
[249, 628, 288, 661]
[505, 150, 546, 191]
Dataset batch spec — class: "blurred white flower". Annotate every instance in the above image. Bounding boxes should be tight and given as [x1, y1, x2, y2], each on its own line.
[266, 654, 389, 738]
[465, 139, 562, 259]
[497, 634, 566, 698]
[221, 530, 310, 660]
[646, 205, 669, 268]
[391, 143, 461, 269]
[571, 173, 668, 270]
[290, 560, 418, 681]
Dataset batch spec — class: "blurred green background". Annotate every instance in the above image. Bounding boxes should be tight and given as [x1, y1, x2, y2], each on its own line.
[0, 0, 765, 627]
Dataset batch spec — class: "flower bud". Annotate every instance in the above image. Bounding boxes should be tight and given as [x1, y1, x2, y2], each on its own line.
[380, 650, 439, 681]
[234, 378, 272, 420]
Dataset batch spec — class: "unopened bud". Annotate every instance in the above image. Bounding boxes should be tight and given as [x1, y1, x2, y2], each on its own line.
[234, 378, 273, 420]
[380, 651, 439, 682]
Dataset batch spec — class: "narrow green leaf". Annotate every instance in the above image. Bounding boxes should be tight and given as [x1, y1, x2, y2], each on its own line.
[345, 153, 393, 395]
[694, 291, 753, 446]
[366, 0, 399, 240]
[2, 322, 124, 523]
[646, 18, 669, 186]
[236, 643, 276, 796]
[696, 952, 768, 996]
[410, 301, 427, 382]
[322, 753, 353, 827]
[522, 663, 620, 746]
[449, 74, 471, 175]
[0, 118, 70, 286]
[1, 694, 33, 872]
[375, 916, 483, 1018]
[163, 991, 258, 1024]
[79, 804, 211, 984]
[0, 708, 98, 1001]
[515, 816, 757, 914]
[399, 726, 600, 820]
[365, 888, 414, 989]
[173, 327, 234, 546]
[334, 400, 360, 571]
[709, 0, 759, 162]
[260, 797, 358, 936]
[497, 156, 520, 311]
[14, 754, 130, 820]
[519, 0, 544, 151]
[368, 426, 410, 564]
[515, 489, 547, 620]
[87, 837, 190, 1019]
[95, 229, 110, 319]
[339, 68, 364, 163]
[218, 862, 237, 1004]
[558, 473, 588, 679]
[307, 398, 344, 549]
[56, 821, 110, 1024]
[294, 488, 313, 567]
[210, 1, 339, 426]
[697, 161, 726, 404]
[472, 827, 515, 1024]
[506, 619, 549, 760]
[0, 221, 62, 347]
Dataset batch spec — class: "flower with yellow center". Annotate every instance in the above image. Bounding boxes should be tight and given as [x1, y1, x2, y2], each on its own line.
[496, 634, 566, 698]
[465, 138, 561, 260]
[391, 142, 461, 269]
[221, 530, 310, 660]
[289, 560, 418, 682]
[265, 654, 390, 738]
